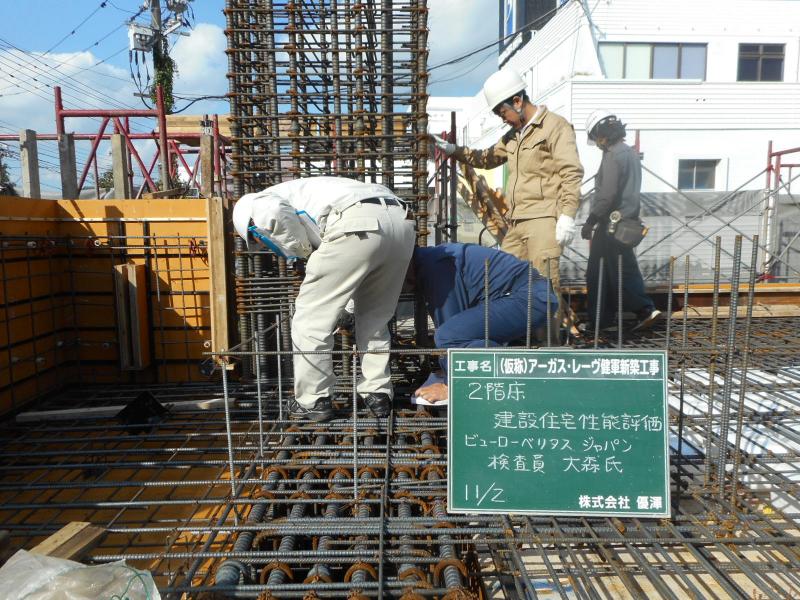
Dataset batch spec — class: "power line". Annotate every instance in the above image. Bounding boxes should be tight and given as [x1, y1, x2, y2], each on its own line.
[0, 41, 153, 133]
[427, 2, 561, 73]
[43, 2, 109, 55]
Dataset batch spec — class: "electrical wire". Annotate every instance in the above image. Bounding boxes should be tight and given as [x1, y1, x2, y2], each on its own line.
[427, 1, 562, 73]
[0, 41, 154, 133]
[43, 2, 109, 56]
[429, 47, 498, 86]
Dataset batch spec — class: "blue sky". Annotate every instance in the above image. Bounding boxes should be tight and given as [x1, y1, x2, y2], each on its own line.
[0, 1, 498, 193]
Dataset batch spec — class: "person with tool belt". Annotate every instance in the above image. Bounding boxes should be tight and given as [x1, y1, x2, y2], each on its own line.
[581, 110, 661, 333]
[233, 177, 416, 423]
[429, 67, 584, 306]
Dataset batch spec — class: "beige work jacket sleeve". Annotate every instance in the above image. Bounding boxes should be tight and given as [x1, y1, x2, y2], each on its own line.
[549, 123, 583, 219]
[452, 138, 509, 170]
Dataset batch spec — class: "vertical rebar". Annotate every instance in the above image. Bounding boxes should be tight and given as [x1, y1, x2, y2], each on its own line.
[221, 362, 239, 526]
[617, 252, 623, 349]
[717, 235, 743, 500]
[276, 314, 283, 422]
[546, 257, 552, 347]
[594, 256, 604, 349]
[704, 236, 723, 487]
[674, 256, 691, 507]
[253, 331, 264, 464]
[526, 262, 533, 348]
[665, 257, 675, 354]
[484, 258, 490, 347]
[731, 235, 759, 503]
[352, 351, 359, 501]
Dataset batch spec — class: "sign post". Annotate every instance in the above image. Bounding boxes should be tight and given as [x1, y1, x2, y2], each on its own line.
[448, 349, 670, 518]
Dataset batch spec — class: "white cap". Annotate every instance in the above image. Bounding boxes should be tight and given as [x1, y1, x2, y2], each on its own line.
[585, 109, 616, 140]
[232, 193, 256, 246]
[482, 68, 526, 111]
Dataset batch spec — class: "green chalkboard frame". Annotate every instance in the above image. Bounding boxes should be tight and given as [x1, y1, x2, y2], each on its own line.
[447, 348, 670, 518]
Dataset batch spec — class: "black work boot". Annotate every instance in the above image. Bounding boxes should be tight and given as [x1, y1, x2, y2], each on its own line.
[361, 393, 392, 418]
[289, 396, 334, 422]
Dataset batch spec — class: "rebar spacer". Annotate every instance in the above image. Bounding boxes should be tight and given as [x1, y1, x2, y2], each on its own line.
[251, 489, 276, 501]
[297, 466, 321, 480]
[433, 558, 468, 586]
[393, 465, 417, 479]
[259, 561, 294, 584]
[419, 465, 446, 481]
[394, 490, 428, 514]
[303, 572, 332, 585]
[400, 592, 426, 600]
[328, 466, 352, 485]
[357, 466, 381, 479]
[344, 561, 378, 582]
[347, 593, 369, 600]
[261, 465, 289, 479]
[398, 566, 431, 586]
[289, 490, 311, 501]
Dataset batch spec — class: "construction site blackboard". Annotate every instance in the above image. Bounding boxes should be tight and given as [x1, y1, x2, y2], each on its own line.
[447, 349, 670, 518]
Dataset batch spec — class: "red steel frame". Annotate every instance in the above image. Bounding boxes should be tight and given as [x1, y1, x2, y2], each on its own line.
[0, 85, 230, 198]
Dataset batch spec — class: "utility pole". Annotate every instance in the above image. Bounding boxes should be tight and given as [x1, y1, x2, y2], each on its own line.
[150, 1, 174, 113]
[128, 0, 193, 191]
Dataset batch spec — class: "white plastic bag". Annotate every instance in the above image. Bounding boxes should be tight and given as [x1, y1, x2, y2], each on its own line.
[0, 550, 161, 600]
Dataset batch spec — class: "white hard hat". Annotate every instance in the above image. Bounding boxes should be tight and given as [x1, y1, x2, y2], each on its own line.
[232, 193, 256, 246]
[585, 109, 616, 140]
[482, 68, 527, 111]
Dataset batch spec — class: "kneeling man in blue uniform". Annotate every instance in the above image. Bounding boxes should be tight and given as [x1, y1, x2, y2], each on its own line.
[409, 243, 558, 404]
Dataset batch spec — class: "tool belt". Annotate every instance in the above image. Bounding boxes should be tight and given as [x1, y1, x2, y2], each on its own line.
[607, 210, 648, 248]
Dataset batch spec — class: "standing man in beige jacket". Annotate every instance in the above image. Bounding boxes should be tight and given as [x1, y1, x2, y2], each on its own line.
[430, 68, 584, 297]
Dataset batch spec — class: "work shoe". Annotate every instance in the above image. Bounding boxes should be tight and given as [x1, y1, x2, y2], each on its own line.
[289, 397, 334, 422]
[361, 393, 392, 418]
[632, 308, 663, 332]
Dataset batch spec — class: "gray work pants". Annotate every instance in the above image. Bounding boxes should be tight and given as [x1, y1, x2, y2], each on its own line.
[292, 201, 415, 407]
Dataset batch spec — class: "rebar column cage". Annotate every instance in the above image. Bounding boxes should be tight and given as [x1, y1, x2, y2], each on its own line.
[224, 0, 429, 372]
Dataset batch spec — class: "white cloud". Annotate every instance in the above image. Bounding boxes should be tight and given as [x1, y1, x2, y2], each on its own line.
[171, 23, 228, 98]
[0, 49, 142, 193]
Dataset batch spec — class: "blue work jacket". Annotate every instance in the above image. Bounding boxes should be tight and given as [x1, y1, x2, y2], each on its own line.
[414, 243, 547, 327]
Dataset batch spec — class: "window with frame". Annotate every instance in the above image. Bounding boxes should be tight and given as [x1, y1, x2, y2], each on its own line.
[678, 160, 718, 190]
[737, 44, 784, 81]
[599, 43, 707, 80]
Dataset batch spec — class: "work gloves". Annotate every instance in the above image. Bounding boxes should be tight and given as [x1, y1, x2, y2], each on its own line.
[555, 214, 576, 247]
[429, 134, 455, 156]
[581, 214, 598, 240]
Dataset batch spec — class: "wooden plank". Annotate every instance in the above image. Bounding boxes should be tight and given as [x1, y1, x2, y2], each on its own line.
[30, 521, 105, 560]
[113, 264, 132, 369]
[206, 196, 230, 356]
[56, 198, 206, 221]
[128, 263, 151, 369]
[678, 304, 800, 319]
